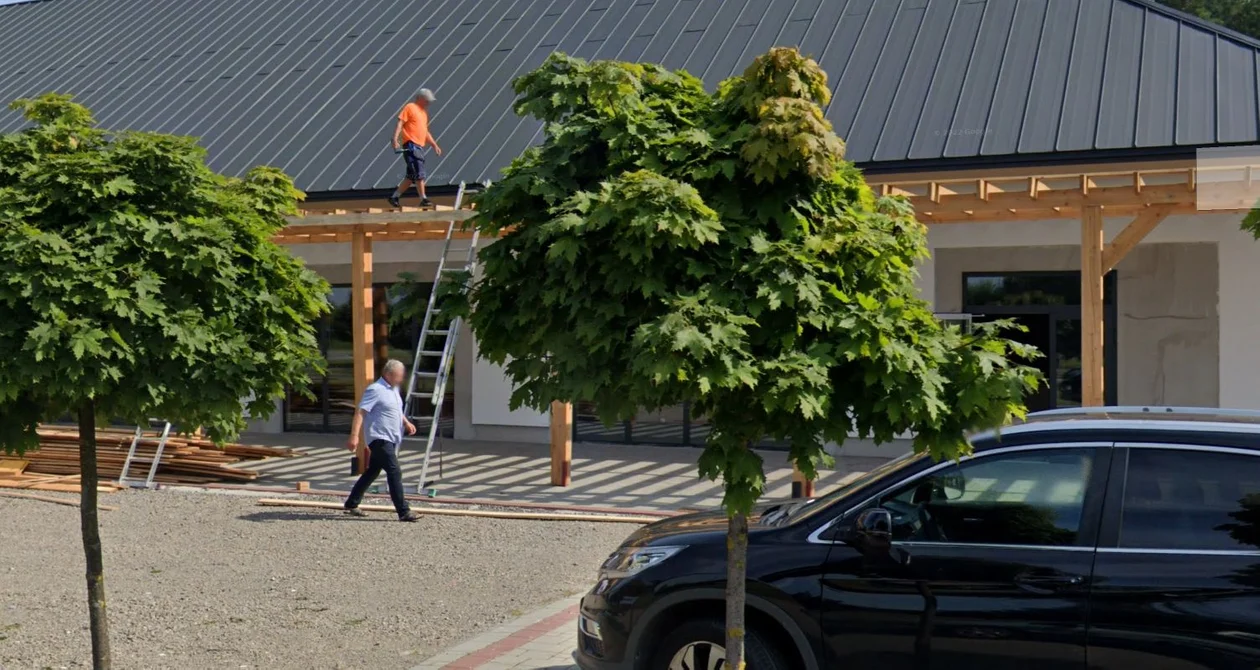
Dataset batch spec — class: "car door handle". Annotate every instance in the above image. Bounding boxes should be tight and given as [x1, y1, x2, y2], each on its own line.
[1014, 572, 1085, 593]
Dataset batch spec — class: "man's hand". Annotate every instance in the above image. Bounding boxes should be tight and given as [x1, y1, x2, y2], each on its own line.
[346, 436, 360, 452]
[432, 144, 442, 156]
[404, 419, 417, 436]
[393, 139, 401, 151]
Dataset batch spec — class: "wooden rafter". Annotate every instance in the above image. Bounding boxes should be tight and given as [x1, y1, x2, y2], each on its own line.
[1101, 205, 1175, 273]
[871, 163, 1260, 223]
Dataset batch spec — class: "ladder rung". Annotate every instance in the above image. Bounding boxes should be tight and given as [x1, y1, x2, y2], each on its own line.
[409, 392, 433, 399]
[425, 329, 451, 337]
[419, 350, 445, 356]
[413, 371, 439, 378]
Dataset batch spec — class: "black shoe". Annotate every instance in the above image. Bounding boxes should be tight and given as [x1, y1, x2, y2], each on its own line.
[388, 194, 400, 208]
[344, 507, 368, 517]
[399, 511, 421, 522]
[419, 198, 433, 208]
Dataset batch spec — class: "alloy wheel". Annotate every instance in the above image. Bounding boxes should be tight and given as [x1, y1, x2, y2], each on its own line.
[668, 641, 727, 670]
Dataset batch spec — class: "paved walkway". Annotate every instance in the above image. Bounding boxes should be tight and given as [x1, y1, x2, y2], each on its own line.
[236, 432, 892, 512]
[409, 598, 579, 670]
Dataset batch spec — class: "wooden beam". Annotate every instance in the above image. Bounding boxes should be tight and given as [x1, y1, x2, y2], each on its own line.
[1101, 206, 1174, 273]
[1081, 206, 1106, 407]
[550, 401, 573, 487]
[286, 208, 476, 227]
[351, 231, 375, 473]
[910, 182, 1195, 218]
[917, 202, 1196, 224]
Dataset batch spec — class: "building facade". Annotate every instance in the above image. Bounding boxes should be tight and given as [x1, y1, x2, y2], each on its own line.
[5, 0, 1260, 456]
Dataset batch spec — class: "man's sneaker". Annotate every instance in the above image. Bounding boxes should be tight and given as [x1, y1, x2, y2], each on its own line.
[419, 198, 433, 208]
[344, 507, 368, 517]
[399, 511, 421, 522]
[388, 194, 401, 208]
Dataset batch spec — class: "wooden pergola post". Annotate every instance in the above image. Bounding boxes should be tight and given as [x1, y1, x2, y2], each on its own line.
[792, 465, 815, 499]
[351, 231, 374, 474]
[1080, 206, 1106, 407]
[550, 401, 573, 486]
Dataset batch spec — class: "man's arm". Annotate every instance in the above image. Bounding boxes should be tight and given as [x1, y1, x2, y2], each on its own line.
[392, 117, 405, 150]
[428, 129, 441, 156]
[348, 386, 379, 451]
[348, 409, 368, 451]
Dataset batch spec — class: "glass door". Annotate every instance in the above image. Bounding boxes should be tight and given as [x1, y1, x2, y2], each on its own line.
[963, 271, 1117, 411]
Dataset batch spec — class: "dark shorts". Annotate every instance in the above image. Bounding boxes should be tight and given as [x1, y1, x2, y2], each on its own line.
[402, 142, 426, 181]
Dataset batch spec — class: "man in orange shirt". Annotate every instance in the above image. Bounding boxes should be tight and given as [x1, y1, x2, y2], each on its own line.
[390, 89, 443, 208]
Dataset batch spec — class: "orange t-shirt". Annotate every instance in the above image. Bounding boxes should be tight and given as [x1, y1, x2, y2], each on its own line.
[399, 103, 431, 146]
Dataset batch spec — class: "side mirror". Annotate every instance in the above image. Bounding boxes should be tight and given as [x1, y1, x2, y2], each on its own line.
[856, 508, 893, 538]
[847, 508, 893, 557]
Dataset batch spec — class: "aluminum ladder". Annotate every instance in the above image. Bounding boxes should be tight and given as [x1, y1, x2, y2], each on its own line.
[402, 181, 486, 491]
[117, 419, 173, 489]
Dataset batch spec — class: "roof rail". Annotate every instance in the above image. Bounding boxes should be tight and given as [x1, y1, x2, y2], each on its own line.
[1029, 406, 1260, 419]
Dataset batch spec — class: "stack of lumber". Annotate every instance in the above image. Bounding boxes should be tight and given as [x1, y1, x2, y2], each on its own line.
[0, 426, 299, 493]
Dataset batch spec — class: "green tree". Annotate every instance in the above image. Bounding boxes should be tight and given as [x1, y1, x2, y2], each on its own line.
[1156, 0, 1260, 39]
[442, 48, 1040, 668]
[0, 94, 328, 669]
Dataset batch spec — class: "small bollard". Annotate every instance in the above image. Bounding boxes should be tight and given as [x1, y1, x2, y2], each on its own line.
[427, 488, 437, 498]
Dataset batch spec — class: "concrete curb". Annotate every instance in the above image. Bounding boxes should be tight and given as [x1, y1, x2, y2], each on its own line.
[409, 596, 581, 669]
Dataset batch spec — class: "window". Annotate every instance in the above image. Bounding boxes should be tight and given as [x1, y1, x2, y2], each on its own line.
[875, 448, 1096, 547]
[1119, 449, 1260, 552]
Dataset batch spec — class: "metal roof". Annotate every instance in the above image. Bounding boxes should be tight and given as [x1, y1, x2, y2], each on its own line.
[2, 0, 1259, 195]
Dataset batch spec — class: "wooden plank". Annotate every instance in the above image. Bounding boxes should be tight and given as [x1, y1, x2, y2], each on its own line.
[0, 490, 118, 510]
[256, 498, 655, 524]
[1081, 206, 1106, 407]
[1101, 206, 1173, 273]
[0, 458, 29, 475]
[550, 401, 573, 487]
[351, 231, 374, 474]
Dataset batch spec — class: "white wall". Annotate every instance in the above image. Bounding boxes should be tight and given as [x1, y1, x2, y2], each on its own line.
[1217, 224, 1260, 410]
[925, 212, 1260, 410]
[468, 328, 551, 429]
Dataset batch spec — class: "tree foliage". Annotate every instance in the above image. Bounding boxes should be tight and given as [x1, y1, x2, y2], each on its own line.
[447, 49, 1041, 515]
[1156, 0, 1260, 39]
[0, 93, 329, 450]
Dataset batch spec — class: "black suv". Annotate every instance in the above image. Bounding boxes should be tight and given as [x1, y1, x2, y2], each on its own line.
[574, 407, 1260, 670]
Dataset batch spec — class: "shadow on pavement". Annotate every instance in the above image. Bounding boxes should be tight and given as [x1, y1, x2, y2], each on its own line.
[236, 510, 387, 523]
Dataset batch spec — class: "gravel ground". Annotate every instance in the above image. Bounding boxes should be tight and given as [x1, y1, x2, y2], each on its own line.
[0, 489, 634, 670]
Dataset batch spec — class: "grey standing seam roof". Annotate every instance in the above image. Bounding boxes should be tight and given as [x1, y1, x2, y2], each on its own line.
[2, 0, 1259, 194]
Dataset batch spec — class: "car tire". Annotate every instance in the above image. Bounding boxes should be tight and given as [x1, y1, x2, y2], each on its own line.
[648, 617, 790, 670]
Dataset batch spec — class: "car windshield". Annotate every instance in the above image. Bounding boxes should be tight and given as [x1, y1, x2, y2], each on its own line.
[784, 450, 925, 524]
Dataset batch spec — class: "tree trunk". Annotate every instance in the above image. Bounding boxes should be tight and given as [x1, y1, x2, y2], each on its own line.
[78, 402, 111, 669]
[725, 510, 749, 670]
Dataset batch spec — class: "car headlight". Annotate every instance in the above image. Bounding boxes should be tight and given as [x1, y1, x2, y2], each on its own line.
[598, 545, 685, 579]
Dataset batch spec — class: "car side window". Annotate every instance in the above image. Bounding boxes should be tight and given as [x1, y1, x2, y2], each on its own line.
[875, 448, 1096, 547]
[1119, 448, 1260, 551]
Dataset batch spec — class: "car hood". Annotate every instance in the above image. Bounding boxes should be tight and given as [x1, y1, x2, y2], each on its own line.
[620, 499, 810, 547]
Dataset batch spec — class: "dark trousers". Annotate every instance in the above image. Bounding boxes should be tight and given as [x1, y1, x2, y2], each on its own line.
[345, 440, 410, 517]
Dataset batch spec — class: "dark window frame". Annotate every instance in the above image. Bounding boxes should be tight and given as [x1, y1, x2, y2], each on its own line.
[961, 270, 1119, 408]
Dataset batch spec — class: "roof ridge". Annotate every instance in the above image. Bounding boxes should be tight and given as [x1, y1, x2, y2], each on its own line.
[1122, 0, 1260, 50]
